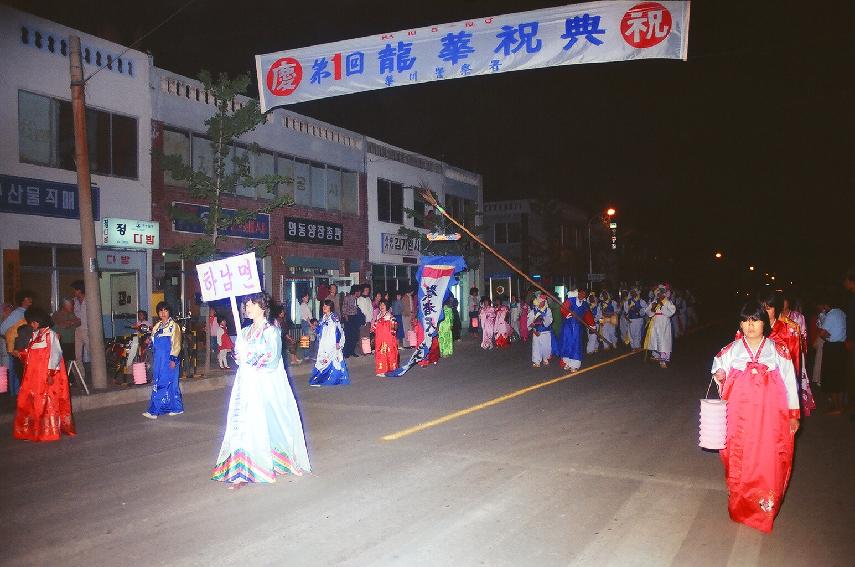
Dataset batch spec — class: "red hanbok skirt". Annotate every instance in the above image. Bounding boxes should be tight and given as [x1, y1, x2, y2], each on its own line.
[719, 362, 795, 533]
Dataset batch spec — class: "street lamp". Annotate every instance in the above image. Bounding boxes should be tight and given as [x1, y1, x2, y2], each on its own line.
[714, 252, 723, 259]
[587, 207, 616, 286]
[749, 265, 755, 271]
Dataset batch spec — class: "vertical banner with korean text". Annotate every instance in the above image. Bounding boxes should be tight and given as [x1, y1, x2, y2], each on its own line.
[256, 1, 690, 111]
[387, 256, 467, 377]
[196, 252, 262, 347]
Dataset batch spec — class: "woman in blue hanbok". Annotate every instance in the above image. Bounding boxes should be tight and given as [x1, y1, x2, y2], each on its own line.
[212, 293, 310, 488]
[309, 300, 350, 386]
[142, 302, 184, 419]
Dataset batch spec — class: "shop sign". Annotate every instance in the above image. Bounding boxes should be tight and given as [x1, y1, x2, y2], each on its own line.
[172, 202, 270, 240]
[284, 217, 343, 246]
[381, 233, 421, 256]
[103, 218, 159, 249]
[97, 249, 144, 270]
[0, 174, 100, 220]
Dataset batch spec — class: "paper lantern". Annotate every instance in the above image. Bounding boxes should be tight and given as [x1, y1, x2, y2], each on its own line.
[361, 337, 372, 354]
[299, 335, 310, 349]
[698, 399, 727, 450]
[0, 366, 7, 393]
[132, 362, 148, 385]
[406, 330, 418, 347]
[471, 317, 479, 328]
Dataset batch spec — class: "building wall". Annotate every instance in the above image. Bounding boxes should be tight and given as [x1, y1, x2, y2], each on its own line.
[0, 5, 153, 315]
[150, 68, 368, 317]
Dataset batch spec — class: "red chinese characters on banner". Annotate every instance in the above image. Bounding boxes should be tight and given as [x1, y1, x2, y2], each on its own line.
[621, 2, 672, 49]
[266, 57, 303, 96]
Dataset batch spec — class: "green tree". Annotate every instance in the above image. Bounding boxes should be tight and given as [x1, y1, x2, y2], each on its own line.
[157, 71, 293, 261]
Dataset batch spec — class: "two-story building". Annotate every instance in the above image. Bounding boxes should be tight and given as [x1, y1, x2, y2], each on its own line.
[0, 5, 154, 337]
[151, 68, 368, 325]
[365, 139, 482, 315]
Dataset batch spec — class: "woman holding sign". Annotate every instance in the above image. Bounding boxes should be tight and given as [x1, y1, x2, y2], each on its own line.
[212, 292, 310, 487]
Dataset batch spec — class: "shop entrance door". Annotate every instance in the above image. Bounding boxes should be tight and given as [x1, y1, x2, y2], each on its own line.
[100, 272, 138, 337]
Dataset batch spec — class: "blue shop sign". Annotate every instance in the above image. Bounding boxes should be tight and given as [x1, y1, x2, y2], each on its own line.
[172, 201, 270, 240]
[0, 174, 100, 219]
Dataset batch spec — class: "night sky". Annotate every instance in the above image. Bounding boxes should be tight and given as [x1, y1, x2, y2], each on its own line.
[11, 0, 854, 290]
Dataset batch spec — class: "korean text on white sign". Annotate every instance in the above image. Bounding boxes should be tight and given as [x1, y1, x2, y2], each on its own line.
[196, 252, 262, 302]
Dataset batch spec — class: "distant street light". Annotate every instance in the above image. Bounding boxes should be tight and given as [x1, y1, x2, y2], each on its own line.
[749, 266, 755, 271]
[714, 252, 723, 259]
[606, 207, 616, 217]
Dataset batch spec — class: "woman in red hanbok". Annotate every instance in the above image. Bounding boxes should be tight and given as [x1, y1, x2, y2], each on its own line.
[713, 302, 800, 533]
[371, 300, 399, 376]
[13, 309, 76, 442]
[760, 291, 816, 415]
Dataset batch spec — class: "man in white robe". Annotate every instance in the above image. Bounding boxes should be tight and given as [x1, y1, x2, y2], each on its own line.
[527, 292, 553, 367]
[645, 285, 677, 368]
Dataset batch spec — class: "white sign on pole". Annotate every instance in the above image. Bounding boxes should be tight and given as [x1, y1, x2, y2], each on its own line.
[196, 252, 262, 348]
[256, 1, 690, 110]
[196, 252, 261, 302]
[103, 218, 160, 249]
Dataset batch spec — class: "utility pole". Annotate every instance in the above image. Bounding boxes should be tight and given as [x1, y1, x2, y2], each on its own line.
[69, 35, 108, 390]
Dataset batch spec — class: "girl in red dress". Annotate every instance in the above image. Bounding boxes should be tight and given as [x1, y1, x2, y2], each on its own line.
[759, 291, 816, 415]
[712, 301, 800, 533]
[13, 308, 76, 442]
[371, 300, 399, 376]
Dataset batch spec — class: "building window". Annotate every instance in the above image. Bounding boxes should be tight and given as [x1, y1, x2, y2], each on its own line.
[413, 196, 427, 229]
[341, 171, 359, 215]
[377, 179, 404, 224]
[18, 90, 138, 179]
[162, 129, 190, 187]
[495, 222, 521, 244]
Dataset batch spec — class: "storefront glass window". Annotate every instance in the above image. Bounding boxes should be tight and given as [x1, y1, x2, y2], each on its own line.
[277, 155, 295, 200]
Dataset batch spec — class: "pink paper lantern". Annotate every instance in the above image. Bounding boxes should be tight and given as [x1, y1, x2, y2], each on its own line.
[698, 399, 727, 450]
[132, 362, 148, 385]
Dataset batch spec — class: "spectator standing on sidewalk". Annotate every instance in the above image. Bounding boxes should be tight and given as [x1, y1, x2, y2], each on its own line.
[1, 291, 34, 397]
[357, 285, 374, 347]
[70, 281, 89, 378]
[51, 298, 80, 363]
[341, 286, 361, 358]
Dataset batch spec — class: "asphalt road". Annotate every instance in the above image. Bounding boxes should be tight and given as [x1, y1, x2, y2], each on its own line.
[2, 326, 853, 567]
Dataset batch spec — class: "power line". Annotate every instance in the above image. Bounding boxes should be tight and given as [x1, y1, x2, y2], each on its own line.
[84, 0, 199, 83]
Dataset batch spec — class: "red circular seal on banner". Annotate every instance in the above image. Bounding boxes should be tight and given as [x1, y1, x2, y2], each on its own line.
[621, 2, 673, 48]
[266, 57, 303, 96]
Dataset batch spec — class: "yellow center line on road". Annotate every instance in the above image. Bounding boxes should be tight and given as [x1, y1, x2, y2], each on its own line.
[381, 349, 641, 442]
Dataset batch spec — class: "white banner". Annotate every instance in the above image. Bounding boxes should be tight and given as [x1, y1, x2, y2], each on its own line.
[196, 252, 261, 302]
[256, 1, 690, 111]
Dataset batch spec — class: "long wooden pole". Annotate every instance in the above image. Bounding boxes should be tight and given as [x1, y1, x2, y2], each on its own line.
[69, 36, 109, 389]
[420, 189, 614, 346]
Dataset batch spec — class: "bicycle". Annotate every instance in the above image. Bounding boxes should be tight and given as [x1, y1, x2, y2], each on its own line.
[174, 313, 198, 378]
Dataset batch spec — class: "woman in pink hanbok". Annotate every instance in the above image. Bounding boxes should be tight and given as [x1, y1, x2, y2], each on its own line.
[479, 298, 496, 350]
[494, 301, 511, 348]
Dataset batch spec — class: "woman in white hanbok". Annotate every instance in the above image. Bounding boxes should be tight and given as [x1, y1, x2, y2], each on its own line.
[644, 285, 677, 368]
[309, 300, 350, 386]
[212, 293, 310, 488]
